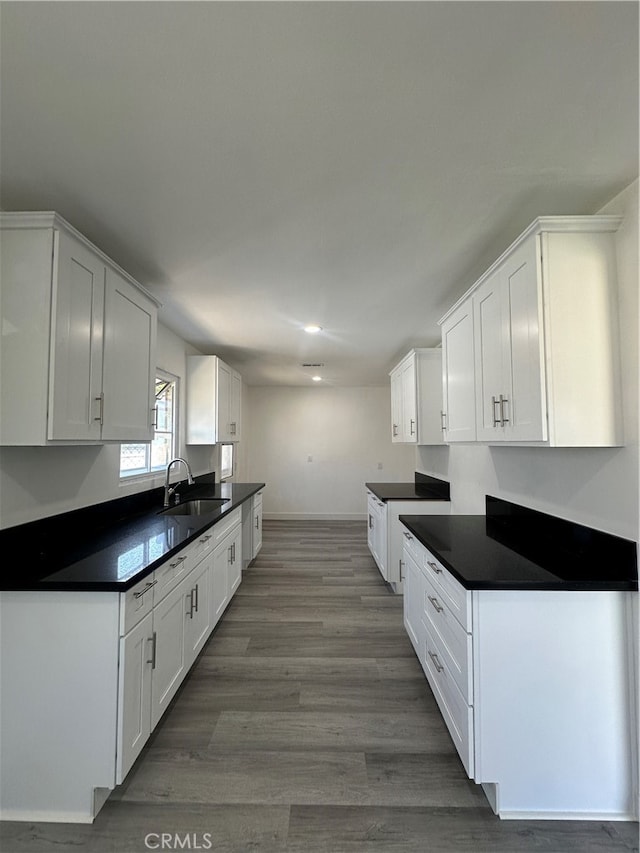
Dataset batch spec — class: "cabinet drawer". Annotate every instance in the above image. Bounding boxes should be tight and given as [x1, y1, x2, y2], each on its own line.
[212, 506, 242, 545]
[422, 545, 471, 631]
[422, 573, 473, 704]
[153, 549, 191, 606]
[119, 572, 156, 636]
[189, 527, 215, 567]
[401, 527, 422, 565]
[423, 624, 474, 777]
[254, 490, 264, 509]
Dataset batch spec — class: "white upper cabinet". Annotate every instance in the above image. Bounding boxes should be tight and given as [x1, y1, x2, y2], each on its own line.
[439, 216, 623, 447]
[0, 213, 158, 445]
[441, 301, 477, 443]
[389, 348, 444, 445]
[186, 355, 242, 444]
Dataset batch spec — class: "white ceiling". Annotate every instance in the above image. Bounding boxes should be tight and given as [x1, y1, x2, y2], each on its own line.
[1, 2, 637, 386]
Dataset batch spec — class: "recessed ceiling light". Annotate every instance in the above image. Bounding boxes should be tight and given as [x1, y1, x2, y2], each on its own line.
[304, 325, 322, 334]
[312, 375, 322, 382]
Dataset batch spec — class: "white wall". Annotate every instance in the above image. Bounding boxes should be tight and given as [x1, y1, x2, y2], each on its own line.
[245, 385, 415, 518]
[416, 179, 639, 542]
[0, 324, 217, 529]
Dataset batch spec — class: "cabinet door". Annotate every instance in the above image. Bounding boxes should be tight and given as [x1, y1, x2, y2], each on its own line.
[367, 493, 379, 565]
[402, 549, 422, 653]
[102, 268, 157, 442]
[252, 498, 263, 559]
[473, 271, 505, 441]
[441, 300, 476, 442]
[401, 358, 417, 442]
[116, 611, 153, 784]
[49, 230, 105, 440]
[227, 526, 243, 598]
[216, 360, 232, 442]
[229, 370, 242, 442]
[502, 237, 547, 442]
[184, 555, 212, 666]
[376, 500, 388, 579]
[210, 540, 230, 630]
[150, 576, 189, 729]
[390, 368, 403, 442]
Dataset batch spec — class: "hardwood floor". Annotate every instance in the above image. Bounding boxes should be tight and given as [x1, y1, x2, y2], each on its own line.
[2, 520, 638, 852]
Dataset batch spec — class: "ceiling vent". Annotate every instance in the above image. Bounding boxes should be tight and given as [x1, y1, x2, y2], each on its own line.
[301, 362, 325, 368]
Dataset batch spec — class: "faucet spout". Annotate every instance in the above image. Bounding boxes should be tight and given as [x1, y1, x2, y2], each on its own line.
[164, 457, 195, 507]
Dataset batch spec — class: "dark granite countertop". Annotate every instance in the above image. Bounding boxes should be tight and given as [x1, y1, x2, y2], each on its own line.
[399, 496, 637, 592]
[0, 477, 265, 593]
[366, 473, 450, 502]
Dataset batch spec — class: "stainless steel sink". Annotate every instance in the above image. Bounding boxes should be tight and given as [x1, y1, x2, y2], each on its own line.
[160, 498, 229, 516]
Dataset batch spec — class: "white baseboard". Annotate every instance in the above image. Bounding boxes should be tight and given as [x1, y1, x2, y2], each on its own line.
[263, 513, 367, 522]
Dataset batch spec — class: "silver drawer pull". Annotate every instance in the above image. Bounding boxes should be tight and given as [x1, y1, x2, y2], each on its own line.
[170, 555, 187, 569]
[199, 534, 212, 544]
[147, 632, 157, 669]
[428, 650, 444, 673]
[403, 531, 413, 541]
[427, 560, 443, 574]
[492, 395, 501, 427]
[133, 579, 157, 599]
[428, 595, 443, 613]
[500, 394, 509, 425]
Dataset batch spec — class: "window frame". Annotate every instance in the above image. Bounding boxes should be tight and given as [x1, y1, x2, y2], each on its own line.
[219, 443, 234, 481]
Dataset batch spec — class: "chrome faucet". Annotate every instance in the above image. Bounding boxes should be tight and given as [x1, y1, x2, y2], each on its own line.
[164, 457, 195, 507]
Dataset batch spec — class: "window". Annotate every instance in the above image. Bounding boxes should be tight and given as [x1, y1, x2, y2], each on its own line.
[120, 372, 177, 478]
[220, 443, 234, 480]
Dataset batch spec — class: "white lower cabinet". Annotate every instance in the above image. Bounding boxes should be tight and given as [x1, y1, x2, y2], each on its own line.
[401, 528, 638, 820]
[116, 611, 153, 785]
[0, 509, 245, 824]
[366, 489, 450, 589]
[149, 573, 191, 731]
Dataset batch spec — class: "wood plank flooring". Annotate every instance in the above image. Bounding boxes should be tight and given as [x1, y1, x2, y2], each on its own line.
[2, 519, 638, 852]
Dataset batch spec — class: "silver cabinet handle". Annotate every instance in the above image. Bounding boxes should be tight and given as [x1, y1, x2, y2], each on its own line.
[255, 516, 259, 529]
[428, 650, 444, 673]
[133, 579, 157, 599]
[403, 531, 413, 541]
[427, 560, 443, 574]
[199, 534, 212, 544]
[94, 392, 104, 425]
[492, 395, 501, 427]
[230, 422, 236, 435]
[410, 419, 415, 435]
[500, 394, 509, 424]
[368, 514, 373, 530]
[399, 559, 404, 581]
[392, 423, 398, 437]
[194, 583, 199, 613]
[151, 406, 158, 428]
[147, 632, 157, 669]
[440, 411, 446, 431]
[428, 595, 443, 613]
[170, 555, 187, 569]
